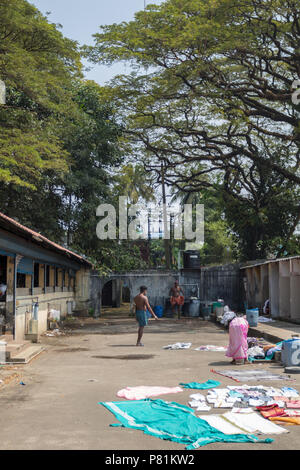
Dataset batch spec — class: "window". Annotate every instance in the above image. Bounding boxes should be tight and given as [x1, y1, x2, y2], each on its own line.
[17, 272, 26, 288]
[34, 263, 39, 288]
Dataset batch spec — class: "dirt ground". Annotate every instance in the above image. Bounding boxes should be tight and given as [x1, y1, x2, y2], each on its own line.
[0, 308, 300, 451]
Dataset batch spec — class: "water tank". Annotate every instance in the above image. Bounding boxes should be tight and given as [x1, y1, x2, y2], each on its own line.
[246, 308, 259, 327]
[183, 250, 201, 269]
[282, 337, 300, 367]
[186, 299, 201, 317]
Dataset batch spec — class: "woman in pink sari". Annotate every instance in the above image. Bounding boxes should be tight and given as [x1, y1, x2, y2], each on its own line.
[226, 315, 249, 364]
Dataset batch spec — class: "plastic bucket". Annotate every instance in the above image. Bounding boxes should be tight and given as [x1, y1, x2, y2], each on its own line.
[215, 306, 224, 319]
[154, 305, 164, 318]
[201, 306, 212, 319]
[212, 302, 223, 313]
[246, 308, 259, 327]
[187, 299, 200, 317]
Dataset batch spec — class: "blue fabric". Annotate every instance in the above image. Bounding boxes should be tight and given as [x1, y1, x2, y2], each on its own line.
[100, 399, 273, 449]
[179, 379, 221, 389]
[136, 310, 148, 327]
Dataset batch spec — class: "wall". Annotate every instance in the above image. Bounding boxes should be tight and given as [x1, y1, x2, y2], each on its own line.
[197, 263, 243, 311]
[90, 264, 243, 316]
[242, 257, 300, 323]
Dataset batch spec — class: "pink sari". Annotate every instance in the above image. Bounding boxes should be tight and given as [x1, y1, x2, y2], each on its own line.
[226, 317, 249, 360]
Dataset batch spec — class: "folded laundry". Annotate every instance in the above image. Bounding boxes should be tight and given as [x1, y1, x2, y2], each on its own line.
[222, 411, 288, 434]
[256, 404, 286, 419]
[189, 401, 211, 411]
[283, 410, 300, 416]
[199, 411, 287, 435]
[269, 416, 300, 425]
[117, 385, 183, 400]
[286, 400, 300, 409]
[163, 342, 192, 350]
[180, 380, 221, 390]
[231, 407, 255, 414]
[190, 393, 206, 401]
[281, 387, 299, 398]
[100, 399, 273, 449]
[198, 384, 300, 412]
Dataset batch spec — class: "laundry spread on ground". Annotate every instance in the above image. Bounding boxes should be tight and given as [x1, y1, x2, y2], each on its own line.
[198, 411, 288, 434]
[258, 316, 275, 323]
[117, 385, 183, 400]
[211, 369, 293, 382]
[187, 385, 300, 411]
[189, 393, 211, 411]
[163, 343, 192, 350]
[100, 399, 273, 449]
[194, 345, 227, 352]
[180, 379, 221, 390]
[247, 342, 283, 362]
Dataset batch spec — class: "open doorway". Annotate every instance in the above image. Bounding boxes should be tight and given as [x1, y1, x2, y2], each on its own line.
[102, 280, 113, 307]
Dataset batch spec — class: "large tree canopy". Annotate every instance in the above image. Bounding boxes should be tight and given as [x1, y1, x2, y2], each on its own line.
[0, 0, 82, 188]
[87, 0, 300, 259]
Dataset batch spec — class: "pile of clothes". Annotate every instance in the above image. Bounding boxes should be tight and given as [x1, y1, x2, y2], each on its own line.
[247, 339, 282, 361]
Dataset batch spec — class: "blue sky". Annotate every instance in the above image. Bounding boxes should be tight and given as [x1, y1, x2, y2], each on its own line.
[31, 0, 163, 84]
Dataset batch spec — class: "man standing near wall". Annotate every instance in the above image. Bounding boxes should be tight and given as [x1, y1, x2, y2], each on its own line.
[134, 286, 158, 346]
[169, 280, 184, 319]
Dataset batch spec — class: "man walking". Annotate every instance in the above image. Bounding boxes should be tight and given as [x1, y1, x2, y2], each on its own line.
[134, 286, 158, 346]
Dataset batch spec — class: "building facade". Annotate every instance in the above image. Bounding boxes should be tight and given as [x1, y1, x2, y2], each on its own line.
[0, 213, 92, 342]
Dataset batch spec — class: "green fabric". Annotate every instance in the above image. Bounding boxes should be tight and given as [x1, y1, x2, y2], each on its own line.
[179, 379, 221, 389]
[100, 399, 273, 449]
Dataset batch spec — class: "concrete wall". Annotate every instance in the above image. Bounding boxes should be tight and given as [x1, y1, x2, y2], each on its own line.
[243, 256, 300, 323]
[196, 263, 243, 311]
[90, 263, 243, 316]
[13, 267, 91, 342]
[15, 291, 76, 342]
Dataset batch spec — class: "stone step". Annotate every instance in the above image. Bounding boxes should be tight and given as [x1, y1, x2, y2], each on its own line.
[8, 344, 45, 363]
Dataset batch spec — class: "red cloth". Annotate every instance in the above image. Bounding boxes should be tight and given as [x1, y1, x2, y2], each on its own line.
[170, 295, 184, 306]
[256, 404, 286, 419]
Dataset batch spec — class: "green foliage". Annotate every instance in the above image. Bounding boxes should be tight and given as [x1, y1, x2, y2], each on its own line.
[0, 0, 81, 188]
[87, 0, 300, 262]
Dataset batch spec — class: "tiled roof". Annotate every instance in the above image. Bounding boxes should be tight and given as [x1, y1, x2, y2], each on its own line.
[0, 212, 92, 267]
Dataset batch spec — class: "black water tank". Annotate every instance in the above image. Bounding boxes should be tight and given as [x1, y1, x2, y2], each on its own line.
[183, 250, 201, 269]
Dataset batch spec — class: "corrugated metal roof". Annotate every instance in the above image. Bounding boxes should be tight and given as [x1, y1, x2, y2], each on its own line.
[241, 255, 300, 269]
[0, 212, 92, 267]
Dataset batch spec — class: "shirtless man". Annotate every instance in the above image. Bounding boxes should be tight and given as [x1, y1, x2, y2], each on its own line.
[134, 286, 158, 346]
[169, 280, 184, 319]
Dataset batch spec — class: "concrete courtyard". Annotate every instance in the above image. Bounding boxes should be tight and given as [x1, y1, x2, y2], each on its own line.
[0, 312, 300, 451]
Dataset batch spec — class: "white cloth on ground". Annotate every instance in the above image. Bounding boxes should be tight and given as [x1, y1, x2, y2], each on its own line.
[163, 342, 192, 350]
[258, 316, 275, 323]
[194, 345, 227, 352]
[222, 411, 288, 434]
[199, 412, 288, 435]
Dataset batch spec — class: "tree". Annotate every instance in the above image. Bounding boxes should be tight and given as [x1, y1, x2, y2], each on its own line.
[87, 0, 300, 260]
[0, 0, 82, 188]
